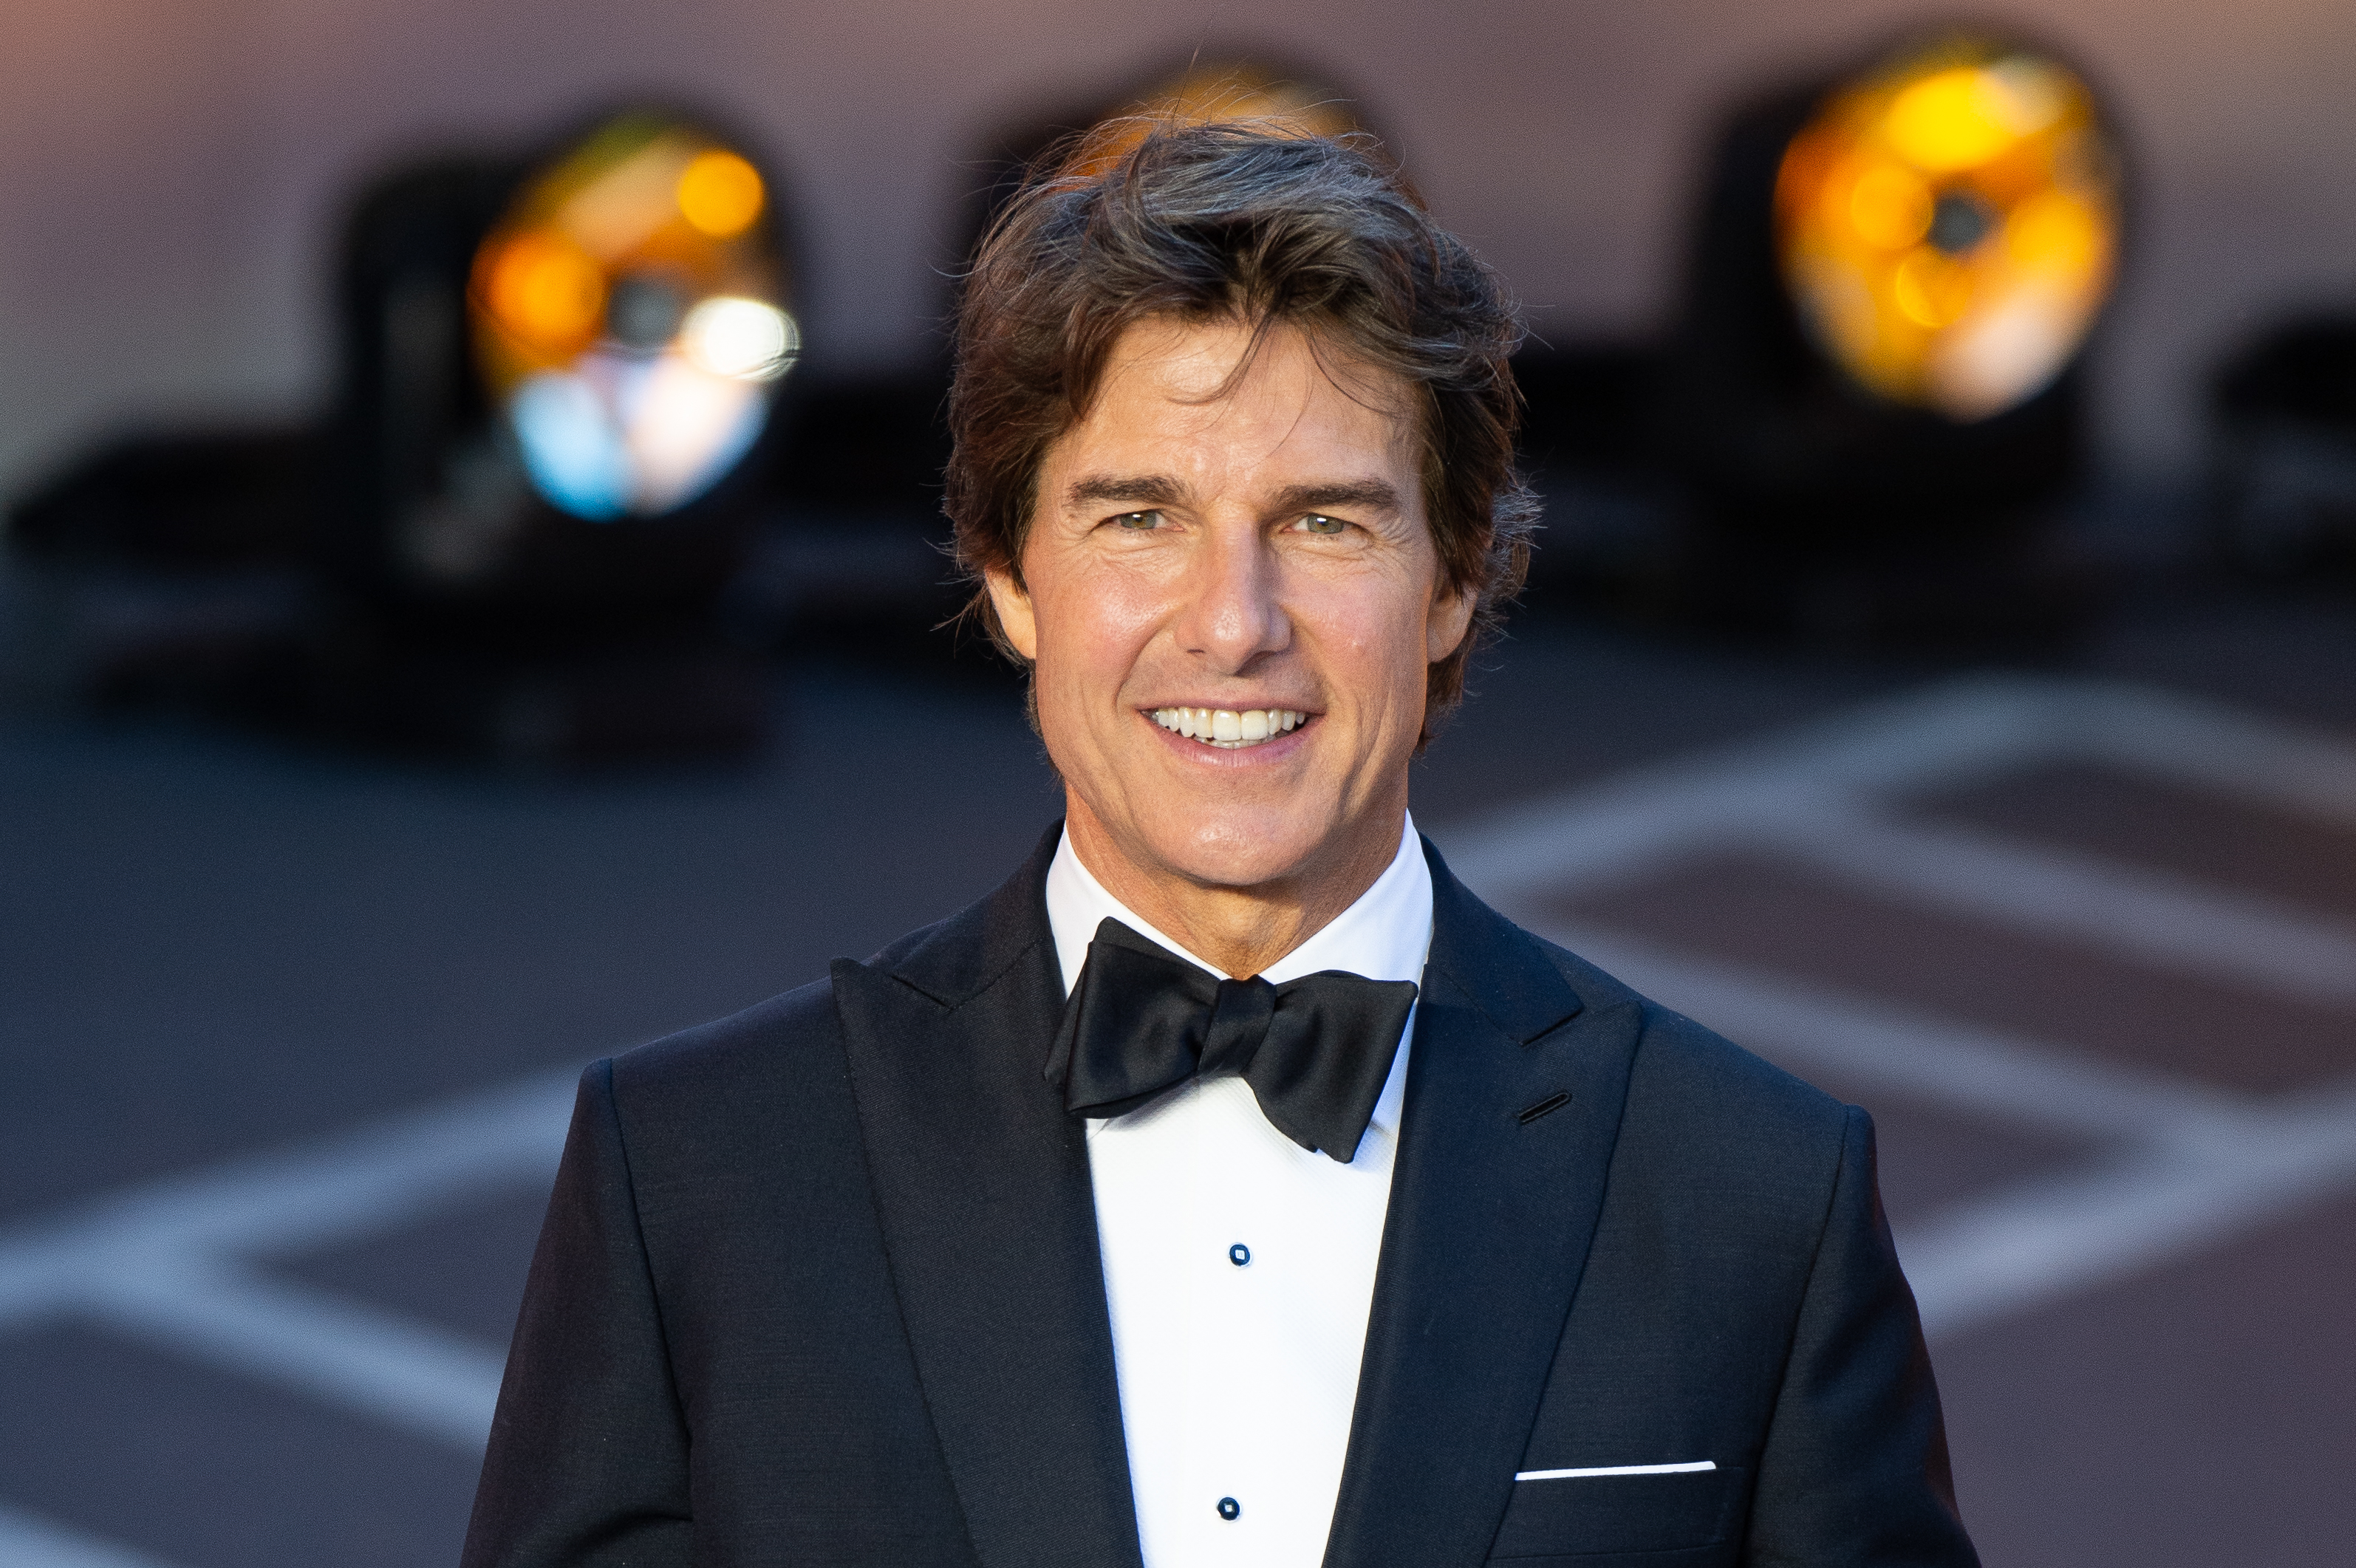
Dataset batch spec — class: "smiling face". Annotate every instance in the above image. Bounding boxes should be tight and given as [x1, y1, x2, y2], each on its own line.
[986, 314, 1475, 962]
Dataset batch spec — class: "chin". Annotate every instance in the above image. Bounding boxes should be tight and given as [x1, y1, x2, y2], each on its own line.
[1147, 807, 1339, 891]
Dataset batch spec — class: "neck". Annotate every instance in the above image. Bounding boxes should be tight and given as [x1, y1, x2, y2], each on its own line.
[1063, 798, 1408, 979]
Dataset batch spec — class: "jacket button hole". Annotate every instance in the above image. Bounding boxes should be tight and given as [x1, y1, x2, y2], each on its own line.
[1517, 1092, 1572, 1125]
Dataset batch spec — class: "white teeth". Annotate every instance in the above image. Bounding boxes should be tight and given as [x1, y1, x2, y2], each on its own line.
[1150, 708, 1309, 748]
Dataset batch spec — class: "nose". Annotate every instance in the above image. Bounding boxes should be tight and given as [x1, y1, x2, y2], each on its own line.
[1170, 521, 1290, 674]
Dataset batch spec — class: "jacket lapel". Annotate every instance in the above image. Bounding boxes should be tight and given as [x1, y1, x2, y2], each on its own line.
[1322, 838, 1644, 1568]
[830, 825, 1144, 1568]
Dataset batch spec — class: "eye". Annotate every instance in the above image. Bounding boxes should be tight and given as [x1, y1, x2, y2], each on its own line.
[1295, 513, 1348, 535]
[1110, 510, 1163, 530]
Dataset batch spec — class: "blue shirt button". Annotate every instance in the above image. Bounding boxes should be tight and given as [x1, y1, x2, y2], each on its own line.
[1218, 1497, 1241, 1521]
[1229, 1243, 1251, 1267]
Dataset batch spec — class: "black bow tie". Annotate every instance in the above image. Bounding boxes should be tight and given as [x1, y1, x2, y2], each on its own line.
[1045, 917, 1420, 1163]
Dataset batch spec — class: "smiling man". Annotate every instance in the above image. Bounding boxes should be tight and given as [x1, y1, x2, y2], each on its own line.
[464, 126, 1979, 1568]
[1003, 309, 1462, 978]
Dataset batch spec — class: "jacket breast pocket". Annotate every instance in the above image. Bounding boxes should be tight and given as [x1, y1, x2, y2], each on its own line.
[1486, 1465, 1747, 1564]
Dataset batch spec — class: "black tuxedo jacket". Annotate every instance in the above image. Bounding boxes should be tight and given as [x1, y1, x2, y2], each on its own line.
[463, 830, 1976, 1567]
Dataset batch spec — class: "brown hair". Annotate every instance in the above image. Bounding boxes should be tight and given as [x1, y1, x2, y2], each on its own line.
[945, 120, 1537, 739]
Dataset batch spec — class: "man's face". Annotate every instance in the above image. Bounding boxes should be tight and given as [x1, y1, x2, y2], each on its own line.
[987, 315, 1474, 897]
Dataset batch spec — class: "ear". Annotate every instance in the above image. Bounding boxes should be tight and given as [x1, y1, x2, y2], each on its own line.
[984, 566, 1040, 661]
[1425, 579, 1478, 664]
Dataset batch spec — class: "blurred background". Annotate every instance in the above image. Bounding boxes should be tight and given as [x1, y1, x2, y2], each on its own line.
[3, 1, 2354, 1564]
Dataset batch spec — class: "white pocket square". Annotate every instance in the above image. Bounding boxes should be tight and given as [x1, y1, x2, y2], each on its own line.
[1514, 1460, 1716, 1481]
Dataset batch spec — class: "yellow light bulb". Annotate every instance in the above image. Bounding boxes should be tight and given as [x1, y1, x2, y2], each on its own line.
[1883, 68, 2021, 172]
[2006, 190, 2102, 276]
[1891, 250, 1973, 328]
[1848, 165, 1934, 249]
[485, 231, 606, 348]
[676, 151, 765, 239]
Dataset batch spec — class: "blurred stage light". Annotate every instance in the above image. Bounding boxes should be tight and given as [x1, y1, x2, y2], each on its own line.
[311, 108, 801, 756]
[334, 109, 796, 626]
[1772, 38, 2120, 422]
[1635, 30, 2123, 646]
[1065, 60, 1364, 174]
[957, 56, 1371, 273]
[467, 117, 796, 527]
[7, 107, 800, 759]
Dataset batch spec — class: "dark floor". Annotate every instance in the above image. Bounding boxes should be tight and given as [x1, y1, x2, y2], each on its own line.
[4, 569, 2354, 1566]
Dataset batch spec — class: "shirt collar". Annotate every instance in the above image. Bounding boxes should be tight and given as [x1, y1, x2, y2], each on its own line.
[1042, 812, 1433, 1000]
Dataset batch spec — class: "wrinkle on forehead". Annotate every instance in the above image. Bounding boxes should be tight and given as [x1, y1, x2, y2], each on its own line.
[1104, 314, 1413, 436]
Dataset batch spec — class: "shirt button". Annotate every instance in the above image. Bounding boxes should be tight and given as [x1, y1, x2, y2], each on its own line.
[1229, 1243, 1251, 1267]
[1218, 1497, 1242, 1521]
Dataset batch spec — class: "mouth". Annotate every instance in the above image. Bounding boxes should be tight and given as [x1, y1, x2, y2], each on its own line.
[1149, 706, 1311, 750]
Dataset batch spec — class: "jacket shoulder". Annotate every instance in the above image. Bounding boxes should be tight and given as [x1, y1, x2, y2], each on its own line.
[610, 975, 845, 1108]
[1528, 931, 1853, 1155]
[599, 980, 864, 1194]
[595, 978, 878, 1284]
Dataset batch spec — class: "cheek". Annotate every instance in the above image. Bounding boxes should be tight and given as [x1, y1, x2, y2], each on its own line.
[1031, 561, 1165, 699]
[1300, 575, 1433, 712]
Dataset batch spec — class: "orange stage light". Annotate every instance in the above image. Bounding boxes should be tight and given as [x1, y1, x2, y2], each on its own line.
[676, 149, 765, 239]
[1773, 37, 2121, 421]
[465, 112, 795, 521]
[1069, 61, 1363, 178]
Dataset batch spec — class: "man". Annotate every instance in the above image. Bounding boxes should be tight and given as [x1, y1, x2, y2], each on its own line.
[463, 124, 1978, 1567]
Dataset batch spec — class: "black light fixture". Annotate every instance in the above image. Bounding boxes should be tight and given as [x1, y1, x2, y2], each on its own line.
[1646, 31, 2126, 643]
[314, 107, 802, 756]
[1771, 41, 2119, 422]
[331, 107, 797, 628]
[2209, 315, 2356, 578]
[7, 107, 802, 758]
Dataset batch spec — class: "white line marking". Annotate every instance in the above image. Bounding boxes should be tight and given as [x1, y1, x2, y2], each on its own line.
[1444, 675, 2094, 899]
[0, 1507, 185, 1568]
[1444, 675, 2356, 1343]
[1899, 1081, 2356, 1338]
[1535, 923, 2250, 1143]
[0, 1069, 578, 1326]
[2060, 681, 2356, 827]
[83, 1259, 508, 1450]
[1447, 674, 2356, 905]
[0, 1068, 576, 1448]
[1528, 921, 2356, 1337]
[1771, 811, 2356, 1010]
[1515, 1461, 1718, 1480]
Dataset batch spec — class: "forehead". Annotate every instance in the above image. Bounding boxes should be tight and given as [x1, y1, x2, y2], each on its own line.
[1052, 315, 1420, 484]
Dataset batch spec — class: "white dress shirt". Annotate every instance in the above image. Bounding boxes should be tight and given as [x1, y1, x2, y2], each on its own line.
[1045, 814, 1433, 1568]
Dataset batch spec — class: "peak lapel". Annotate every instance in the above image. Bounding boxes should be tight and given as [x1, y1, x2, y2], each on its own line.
[831, 827, 1143, 1568]
[1322, 840, 1643, 1568]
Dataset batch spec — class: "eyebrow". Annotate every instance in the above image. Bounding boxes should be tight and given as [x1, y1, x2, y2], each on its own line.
[1266, 480, 1404, 518]
[1066, 473, 1184, 510]
[1062, 474, 1404, 518]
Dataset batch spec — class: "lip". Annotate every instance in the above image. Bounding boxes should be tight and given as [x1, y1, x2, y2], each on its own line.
[1137, 705, 1319, 765]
